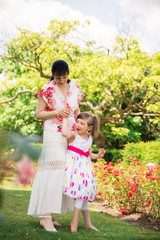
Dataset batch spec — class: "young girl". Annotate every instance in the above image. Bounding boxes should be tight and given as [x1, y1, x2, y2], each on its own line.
[62, 112, 105, 232]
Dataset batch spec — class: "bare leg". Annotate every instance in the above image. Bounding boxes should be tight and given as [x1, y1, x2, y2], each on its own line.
[82, 210, 99, 231]
[70, 207, 81, 232]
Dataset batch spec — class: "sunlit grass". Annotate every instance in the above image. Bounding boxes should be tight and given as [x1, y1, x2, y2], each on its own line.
[0, 177, 32, 191]
[0, 181, 160, 240]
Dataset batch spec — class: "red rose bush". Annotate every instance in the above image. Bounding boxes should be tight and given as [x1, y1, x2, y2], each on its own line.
[93, 157, 160, 220]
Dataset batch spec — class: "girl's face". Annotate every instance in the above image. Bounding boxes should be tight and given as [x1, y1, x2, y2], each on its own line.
[76, 118, 92, 136]
[54, 73, 68, 85]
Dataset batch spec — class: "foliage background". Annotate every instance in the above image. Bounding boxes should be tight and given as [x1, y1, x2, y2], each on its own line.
[0, 19, 160, 151]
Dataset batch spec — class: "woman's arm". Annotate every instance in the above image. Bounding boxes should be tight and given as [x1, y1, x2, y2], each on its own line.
[36, 96, 70, 120]
[62, 118, 75, 141]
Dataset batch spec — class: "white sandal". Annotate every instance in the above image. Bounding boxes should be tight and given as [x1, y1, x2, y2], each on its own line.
[40, 216, 57, 232]
[53, 220, 62, 227]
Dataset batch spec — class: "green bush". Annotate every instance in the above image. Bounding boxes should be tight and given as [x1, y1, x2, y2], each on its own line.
[122, 141, 160, 165]
[105, 149, 123, 163]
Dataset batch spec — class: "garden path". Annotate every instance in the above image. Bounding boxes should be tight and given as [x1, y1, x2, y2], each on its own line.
[89, 200, 160, 232]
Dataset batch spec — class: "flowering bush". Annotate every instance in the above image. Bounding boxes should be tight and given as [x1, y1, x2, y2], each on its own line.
[93, 157, 160, 220]
[0, 160, 17, 178]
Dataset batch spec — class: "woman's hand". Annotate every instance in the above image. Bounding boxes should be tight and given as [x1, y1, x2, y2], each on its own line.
[59, 108, 70, 118]
[98, 149, 106, 158]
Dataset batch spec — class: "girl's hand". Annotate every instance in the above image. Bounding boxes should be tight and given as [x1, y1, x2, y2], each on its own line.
[59, 108, 70, 118]
[98, 148, 106, 158]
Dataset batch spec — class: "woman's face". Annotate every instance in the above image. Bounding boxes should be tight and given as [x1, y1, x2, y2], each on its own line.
[54, 73, 68, 86]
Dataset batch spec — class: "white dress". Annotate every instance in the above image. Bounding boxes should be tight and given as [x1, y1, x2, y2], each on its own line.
[63, 133, 97, 201]
[27, 80, 83, 217]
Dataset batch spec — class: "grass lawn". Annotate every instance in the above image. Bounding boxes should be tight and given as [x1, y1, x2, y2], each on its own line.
[0, 181, 160, 240]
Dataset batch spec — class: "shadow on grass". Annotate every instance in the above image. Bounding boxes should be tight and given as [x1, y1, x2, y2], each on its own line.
[0, 189, 160, 240]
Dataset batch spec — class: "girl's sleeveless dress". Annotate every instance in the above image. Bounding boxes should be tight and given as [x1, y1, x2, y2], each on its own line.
[27, 80, 83, 217]
[63, 133, 97, 201]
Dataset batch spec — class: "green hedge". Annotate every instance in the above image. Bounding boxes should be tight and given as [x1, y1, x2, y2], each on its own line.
[122, 141, 160, 165]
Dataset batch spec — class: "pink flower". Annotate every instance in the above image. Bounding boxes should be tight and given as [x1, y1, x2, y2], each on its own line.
[64, 187, 68, 193]
[120, 208, 126, 215]
[47, 90, 53, 97]
[70, 182, 74, 187]
[90, 193, 93, 199]
[83, 196, 88, 200]
[133, 174, 138, 181]
[57, 127, 62, 132]
[14, 156, 35, 186]
[38, 89, 44, 96]
[75, 82, 80, 89]
[128, 192, 132, 197]
[65, 166, 68, 171]
[83, 179, 88, 187]
[71, 191, 76, 196]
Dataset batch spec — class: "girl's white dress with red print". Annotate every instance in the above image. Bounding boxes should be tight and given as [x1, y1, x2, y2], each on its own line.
[27, 80, 83, 217]
[63, 133, 97, 201]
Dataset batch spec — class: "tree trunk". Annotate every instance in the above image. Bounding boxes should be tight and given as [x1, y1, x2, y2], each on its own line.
[94, 133, 106, 148]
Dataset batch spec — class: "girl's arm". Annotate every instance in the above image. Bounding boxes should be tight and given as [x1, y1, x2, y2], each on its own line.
[36, 96, 70, 120]
[74, 107, 80, 117]
[62, 118, 75, 142]
[90, 148, 106, 159]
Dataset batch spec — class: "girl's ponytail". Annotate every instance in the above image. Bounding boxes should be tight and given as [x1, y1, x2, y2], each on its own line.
[91, 115, 100, 139]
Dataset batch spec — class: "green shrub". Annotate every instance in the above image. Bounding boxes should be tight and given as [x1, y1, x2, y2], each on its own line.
[105, 149, 123, 163]
[123, 141, 160, 165]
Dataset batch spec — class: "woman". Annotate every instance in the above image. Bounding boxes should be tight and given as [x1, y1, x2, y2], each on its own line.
[27, 60, 84, 232]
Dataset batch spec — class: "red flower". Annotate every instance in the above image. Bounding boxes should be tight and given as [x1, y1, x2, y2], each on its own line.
[104, 180, 108, 185]
[150, 190, 154, 194]
[147, 200, 152, 204]
[114, 181, 120, 188]
[103, 165, 108, 170]
[131, 186, 137, 192]
[113, 170, 119, 177]
[109, 162, 113, 165]
[94, 164, 98, 169]
[117, 159, 121, 163]
[128, 192, 132, 197]
[107, 166, 113, 172]
[98, 191, 102, 195]
[120, 208, 126, 215]
[103, 173, 107, 178]
[137, 162, 142, 165]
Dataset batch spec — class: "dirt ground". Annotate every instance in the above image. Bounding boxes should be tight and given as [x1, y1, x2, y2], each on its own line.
[89, 201, 160, 232]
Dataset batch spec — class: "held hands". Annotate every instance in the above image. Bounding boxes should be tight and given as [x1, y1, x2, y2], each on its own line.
[98, 149, 106, 158]
[59, 108, 71, 118]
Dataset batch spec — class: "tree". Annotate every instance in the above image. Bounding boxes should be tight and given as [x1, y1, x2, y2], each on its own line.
[0, 19, 160, 148]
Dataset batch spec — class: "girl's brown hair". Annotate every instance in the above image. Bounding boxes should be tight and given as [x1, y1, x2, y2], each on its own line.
[77, 112, 100, 139]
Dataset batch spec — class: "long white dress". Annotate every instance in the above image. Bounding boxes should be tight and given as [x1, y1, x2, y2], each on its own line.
[27, 79, 83, 217]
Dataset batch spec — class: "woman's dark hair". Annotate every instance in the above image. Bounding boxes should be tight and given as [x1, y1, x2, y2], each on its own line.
[51, 60, 70, 82]
[77, 112, 100, 139]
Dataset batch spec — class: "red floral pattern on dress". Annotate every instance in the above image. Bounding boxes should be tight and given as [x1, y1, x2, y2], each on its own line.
[38, 80, 83, 132]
